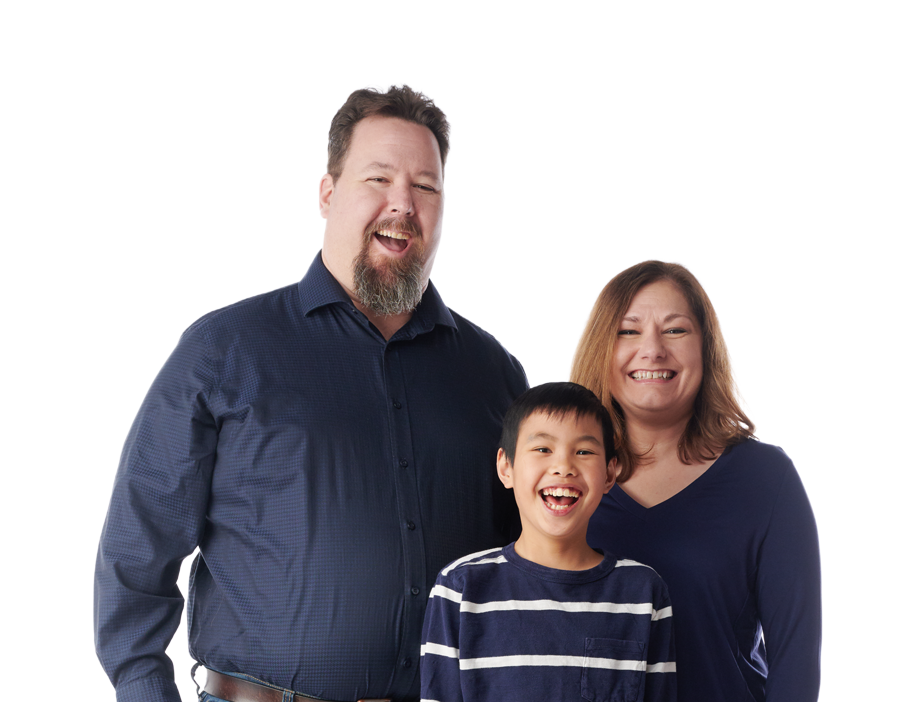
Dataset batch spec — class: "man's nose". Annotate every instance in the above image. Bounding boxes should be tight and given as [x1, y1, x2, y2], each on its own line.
[389, 185, 414, 216]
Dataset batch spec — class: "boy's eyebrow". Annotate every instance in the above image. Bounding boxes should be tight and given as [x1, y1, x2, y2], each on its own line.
[527, 432, 604, 446]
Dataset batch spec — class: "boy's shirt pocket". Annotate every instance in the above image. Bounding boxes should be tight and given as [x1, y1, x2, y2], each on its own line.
[581, 637, 645, 702]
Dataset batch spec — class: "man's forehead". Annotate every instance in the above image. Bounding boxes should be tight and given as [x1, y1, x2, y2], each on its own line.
[345, 116, 442, 171]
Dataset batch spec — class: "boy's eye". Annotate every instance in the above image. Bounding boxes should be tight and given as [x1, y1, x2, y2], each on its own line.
[533, 447, 551, 453]
[576, 449, 596, 455]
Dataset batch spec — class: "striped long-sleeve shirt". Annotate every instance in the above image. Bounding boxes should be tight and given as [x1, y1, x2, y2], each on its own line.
[420, 544, 676, 702]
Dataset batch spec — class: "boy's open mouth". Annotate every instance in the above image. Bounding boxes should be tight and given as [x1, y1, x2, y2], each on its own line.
[540, 487, 582, 511]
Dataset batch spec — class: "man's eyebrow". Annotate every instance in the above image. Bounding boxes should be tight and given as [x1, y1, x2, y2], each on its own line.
[361, 161, 440, 181]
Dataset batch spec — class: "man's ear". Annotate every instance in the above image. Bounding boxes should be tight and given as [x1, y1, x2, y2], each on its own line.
[497, 448, 514, 489]
[604, 457, 618, 494]
[319, 173, 334, 218]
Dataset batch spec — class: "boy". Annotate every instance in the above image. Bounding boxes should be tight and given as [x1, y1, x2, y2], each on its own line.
[420, 383, 676, 702]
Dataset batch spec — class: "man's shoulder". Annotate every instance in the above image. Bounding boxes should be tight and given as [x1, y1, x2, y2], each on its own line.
[184, 283, 301, 338]
[445, 307, 527, 377]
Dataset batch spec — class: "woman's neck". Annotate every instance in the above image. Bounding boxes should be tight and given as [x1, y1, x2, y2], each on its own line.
[625, 415, 690, 465]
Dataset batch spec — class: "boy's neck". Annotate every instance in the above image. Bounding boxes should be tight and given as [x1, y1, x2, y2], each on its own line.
[513, 535, 604, 571]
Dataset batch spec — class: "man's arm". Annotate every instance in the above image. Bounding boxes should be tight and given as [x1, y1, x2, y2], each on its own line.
[644, 581, 677, 702]
[94, 322, 218, 702]
[420, 575, 464, 702]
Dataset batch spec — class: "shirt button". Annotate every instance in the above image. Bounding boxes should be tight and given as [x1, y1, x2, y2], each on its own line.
[402, 658, 412, 668]
[399, 459, 408, 468]
[406, 520, 416, 530]
[410, 586, 420, 596]
[393, 400, 402, 409]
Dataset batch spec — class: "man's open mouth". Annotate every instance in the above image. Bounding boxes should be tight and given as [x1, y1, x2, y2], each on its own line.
[374, 229, 412, 253]
[540, 487, 582, 511]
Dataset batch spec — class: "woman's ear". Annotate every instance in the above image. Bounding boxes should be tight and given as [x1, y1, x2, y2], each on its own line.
[497, 448, 514, 488]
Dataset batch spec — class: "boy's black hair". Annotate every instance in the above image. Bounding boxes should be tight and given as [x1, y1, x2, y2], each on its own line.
[500, 382, 616, 465]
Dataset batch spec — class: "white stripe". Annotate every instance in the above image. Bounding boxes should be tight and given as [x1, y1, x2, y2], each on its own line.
[421, 699, 441, 702]
[430, 584, 462, 603]
[441, 547, 504, 575]
[647, 661, 677, 673]
[460, 555, 508, 568]
[460, 654, 645, 671]
[421, 642, 460, 659]
[652, 606, 673, 621]
[460, 599, 654, 615]
[615, 558, 655, 571]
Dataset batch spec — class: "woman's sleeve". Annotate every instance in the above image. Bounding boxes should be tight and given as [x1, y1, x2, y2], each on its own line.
[757, 459, 821, 701]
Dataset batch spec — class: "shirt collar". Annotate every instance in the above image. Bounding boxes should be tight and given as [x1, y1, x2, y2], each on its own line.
[297, 251, 458, 334]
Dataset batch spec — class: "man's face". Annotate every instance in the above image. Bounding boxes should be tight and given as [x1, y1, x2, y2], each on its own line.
[319, 116, 444, 316]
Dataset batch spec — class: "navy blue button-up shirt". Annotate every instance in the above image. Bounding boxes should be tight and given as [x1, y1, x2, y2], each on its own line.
[95, 254, 528, 702]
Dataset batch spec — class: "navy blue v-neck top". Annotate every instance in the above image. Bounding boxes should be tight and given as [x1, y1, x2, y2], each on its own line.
[587, 440, 821, 702]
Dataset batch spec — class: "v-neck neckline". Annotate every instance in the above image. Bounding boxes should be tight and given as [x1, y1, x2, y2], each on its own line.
[610, 443, 737, 519]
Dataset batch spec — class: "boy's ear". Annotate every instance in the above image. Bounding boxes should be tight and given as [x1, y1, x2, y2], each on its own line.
[497, 448, 514, 489]
[603, 457, 618, 494]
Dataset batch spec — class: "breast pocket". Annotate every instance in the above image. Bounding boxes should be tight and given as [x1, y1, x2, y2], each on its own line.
[581, 637, 645, 702]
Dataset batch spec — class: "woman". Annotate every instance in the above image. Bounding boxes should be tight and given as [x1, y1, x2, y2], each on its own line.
[571, 261, 820, 702]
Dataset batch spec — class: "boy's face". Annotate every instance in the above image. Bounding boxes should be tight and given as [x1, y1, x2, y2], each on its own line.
[497, 411, 616, 550]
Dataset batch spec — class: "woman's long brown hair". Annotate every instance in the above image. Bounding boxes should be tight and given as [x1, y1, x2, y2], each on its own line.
[571, 261, 755, 482]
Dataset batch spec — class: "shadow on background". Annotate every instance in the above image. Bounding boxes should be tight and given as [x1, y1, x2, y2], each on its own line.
[0, 92, 137, 700]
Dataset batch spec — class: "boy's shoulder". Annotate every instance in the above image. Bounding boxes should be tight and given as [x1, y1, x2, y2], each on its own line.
[435, 546, 510, 587]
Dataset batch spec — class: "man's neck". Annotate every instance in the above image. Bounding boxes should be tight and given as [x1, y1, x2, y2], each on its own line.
[353, 302, 412, 340]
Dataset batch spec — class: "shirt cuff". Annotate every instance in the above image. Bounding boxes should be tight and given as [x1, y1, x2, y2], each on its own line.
[115, 675, 182, 702]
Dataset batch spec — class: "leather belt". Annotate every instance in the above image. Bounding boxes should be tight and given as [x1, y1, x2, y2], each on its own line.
[205, 669, 390, 702]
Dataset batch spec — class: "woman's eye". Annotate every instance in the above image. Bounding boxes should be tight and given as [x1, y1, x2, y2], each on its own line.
[664, 328, 687, 335]
[617, 329, 638, 336]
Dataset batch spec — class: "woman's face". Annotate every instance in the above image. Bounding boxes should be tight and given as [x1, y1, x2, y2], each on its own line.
[611, 280, 704, 428]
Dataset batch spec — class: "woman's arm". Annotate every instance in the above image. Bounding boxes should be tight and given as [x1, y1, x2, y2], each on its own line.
[757, 460, 822, 701]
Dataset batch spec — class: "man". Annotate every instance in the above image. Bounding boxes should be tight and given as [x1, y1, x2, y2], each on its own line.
[94, 86, 527, 702]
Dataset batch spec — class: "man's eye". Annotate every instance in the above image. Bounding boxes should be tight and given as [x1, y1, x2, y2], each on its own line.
[414, 184, 436, 192]
[368, 177, 389, 183]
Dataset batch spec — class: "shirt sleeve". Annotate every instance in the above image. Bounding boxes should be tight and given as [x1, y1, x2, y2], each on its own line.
[757, 459, 822, 701]
[421, 574, 464, 702]
[94, 321, 218, 702]
[644, 579, 677, 702]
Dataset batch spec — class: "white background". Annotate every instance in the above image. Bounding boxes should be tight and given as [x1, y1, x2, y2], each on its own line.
[2, 2, 897, 700]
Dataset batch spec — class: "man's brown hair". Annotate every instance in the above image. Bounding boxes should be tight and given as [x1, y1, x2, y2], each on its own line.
[570, 261, 755, 482]
[327, 85, 450, 181]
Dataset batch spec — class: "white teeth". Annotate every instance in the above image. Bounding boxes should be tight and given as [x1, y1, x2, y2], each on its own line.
[541, 487, 580, 497]
[377, 230, 410, 240]
[630, 370, 672, 380]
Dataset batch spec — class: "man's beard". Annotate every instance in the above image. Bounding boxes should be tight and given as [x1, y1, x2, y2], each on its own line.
[352, 219, 426, 316]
